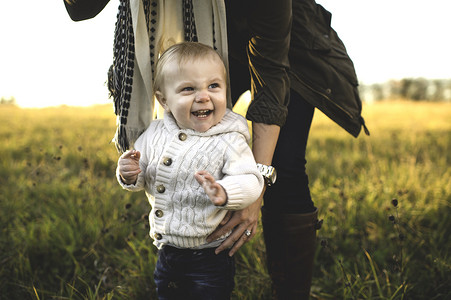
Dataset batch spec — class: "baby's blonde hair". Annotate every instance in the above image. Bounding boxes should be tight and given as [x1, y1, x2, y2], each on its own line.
[153, 42, 227, 97]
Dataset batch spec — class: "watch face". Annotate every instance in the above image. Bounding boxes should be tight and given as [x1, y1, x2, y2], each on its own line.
[269, 168, 277, 185]
[257, 164, 277, 186]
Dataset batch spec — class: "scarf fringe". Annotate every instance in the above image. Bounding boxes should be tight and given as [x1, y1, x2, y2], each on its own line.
[113, 124, 145, 153]
[107, 65, 118, 114]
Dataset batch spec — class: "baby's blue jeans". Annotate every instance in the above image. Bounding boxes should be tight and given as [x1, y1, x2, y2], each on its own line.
[154, 245, 235, 300]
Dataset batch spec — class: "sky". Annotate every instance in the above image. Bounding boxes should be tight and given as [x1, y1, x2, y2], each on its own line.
[1, 0, 451, 108]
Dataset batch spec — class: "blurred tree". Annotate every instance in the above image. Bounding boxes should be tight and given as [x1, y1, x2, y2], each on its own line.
[359, 78, 451, 102]
[0, 97, 17, 105]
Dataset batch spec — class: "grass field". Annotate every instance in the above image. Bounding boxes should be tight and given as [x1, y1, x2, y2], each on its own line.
[1, 100, 450, 299]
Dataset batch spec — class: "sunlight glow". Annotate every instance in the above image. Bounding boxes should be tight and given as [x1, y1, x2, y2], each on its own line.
[1, 0, 451, 108]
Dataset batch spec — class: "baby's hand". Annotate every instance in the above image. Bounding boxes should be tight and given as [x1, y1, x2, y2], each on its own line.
[195, 171, 228, 206]
[118, 150, 141, 184]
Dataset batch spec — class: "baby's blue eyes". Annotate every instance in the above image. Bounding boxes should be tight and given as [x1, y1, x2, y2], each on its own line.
[180, 84, 220, 92]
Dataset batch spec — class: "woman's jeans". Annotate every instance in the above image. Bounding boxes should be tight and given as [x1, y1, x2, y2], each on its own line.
[154, 245, 235, 300]
[264, 91, 316, 214]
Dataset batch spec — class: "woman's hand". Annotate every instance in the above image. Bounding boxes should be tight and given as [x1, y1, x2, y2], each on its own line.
[207, 190, 264, 256]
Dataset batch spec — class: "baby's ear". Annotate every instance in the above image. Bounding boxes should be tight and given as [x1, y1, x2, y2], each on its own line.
[155, 91, 169, 111]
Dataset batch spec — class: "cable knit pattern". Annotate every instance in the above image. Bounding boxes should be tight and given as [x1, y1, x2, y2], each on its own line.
[117, 109, 263, 249]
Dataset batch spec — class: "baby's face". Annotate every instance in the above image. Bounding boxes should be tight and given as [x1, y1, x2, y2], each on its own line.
[157, 56, 227, 132]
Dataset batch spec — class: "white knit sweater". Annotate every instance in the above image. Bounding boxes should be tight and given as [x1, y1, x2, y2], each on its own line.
[117, 109, 263, 249]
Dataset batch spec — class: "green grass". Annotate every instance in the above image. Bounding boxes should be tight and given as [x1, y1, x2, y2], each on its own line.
[1, 101, 450, 299]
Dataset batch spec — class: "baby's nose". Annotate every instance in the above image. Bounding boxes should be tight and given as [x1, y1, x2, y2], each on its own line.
[195, 90, 210, 102]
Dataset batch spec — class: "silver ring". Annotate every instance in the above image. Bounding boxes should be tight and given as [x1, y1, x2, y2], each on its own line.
[244, 229, 252, 237]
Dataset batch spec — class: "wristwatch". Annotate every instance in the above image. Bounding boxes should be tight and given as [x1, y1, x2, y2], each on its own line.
[256, 163, 277, 187]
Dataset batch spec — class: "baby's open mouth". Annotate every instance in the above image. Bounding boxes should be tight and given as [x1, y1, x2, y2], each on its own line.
[192, 109, 212, 118]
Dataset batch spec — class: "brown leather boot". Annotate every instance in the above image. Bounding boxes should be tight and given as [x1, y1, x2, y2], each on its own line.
[262, 207, 320, 300]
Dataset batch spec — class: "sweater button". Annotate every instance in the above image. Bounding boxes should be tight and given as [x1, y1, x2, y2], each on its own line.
[157, 185, 166, 193]
[155, 210, 164, 218]
[162, 157, 172, 166]
[178, 133, 187, 141]
[155, 233, 162, 240]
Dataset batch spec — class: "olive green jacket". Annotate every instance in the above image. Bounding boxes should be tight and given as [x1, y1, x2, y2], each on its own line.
[226, 0, 368, 137]
[289, 0, 369, 137]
